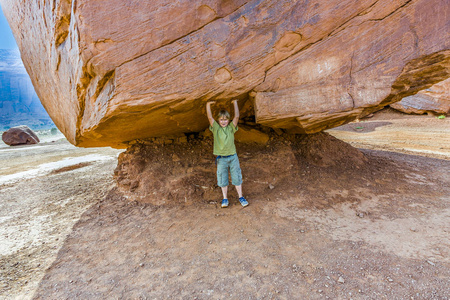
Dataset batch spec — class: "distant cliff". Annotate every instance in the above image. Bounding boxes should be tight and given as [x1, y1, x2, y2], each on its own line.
[0, 49, 54, 130]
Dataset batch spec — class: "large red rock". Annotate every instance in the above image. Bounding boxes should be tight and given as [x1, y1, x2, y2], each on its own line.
[390, 78, 450, 115]
[2, 125, 40, 146]
[1, 0, 449, 147]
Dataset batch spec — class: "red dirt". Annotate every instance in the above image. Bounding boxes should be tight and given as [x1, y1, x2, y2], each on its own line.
[30, 130, 450, 299]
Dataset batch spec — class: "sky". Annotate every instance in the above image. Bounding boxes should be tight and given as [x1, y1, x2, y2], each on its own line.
[0, 4, 18, 49]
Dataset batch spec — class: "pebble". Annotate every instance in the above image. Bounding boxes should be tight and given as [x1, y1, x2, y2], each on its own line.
[269, 184, 275, 190]
[338, 276, 345, 283]
[426, 260, 435, 266]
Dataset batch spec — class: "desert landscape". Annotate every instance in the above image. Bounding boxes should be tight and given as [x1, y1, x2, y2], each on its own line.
[1, 0, 449, 299]
[1, 109, 449, 299]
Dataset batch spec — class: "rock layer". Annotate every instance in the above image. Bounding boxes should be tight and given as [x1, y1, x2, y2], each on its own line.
[1, 0, 449, 147]
[390, 78, 450, 115]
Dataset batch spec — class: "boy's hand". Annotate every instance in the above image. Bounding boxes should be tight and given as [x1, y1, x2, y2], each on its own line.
[206, 101, 215, 127]
[232, 99, 239, 127]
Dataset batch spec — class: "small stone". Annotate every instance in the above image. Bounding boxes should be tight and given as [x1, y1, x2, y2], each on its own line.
[410, 227, 417, 232]
[318, 290, 323, 293]
[358, 213, 364, 218]
[269, 184, 275, 190]
[426, 260, 435, 266]
[387, 277, 394, 282]
[338, 276, 345, 283]
[2, 125, 40, 146]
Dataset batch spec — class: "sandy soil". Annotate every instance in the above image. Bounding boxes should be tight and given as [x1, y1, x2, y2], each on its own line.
[1, 110, 449, 299]
[326, 108, 450, 160]
[0, 139, 122, 299]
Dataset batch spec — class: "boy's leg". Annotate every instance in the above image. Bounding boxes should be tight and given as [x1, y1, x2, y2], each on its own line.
[217, 157, 229, 207]
[235, 185, 243, 198]
[220, 186, 229, 208]
[221, 186, 228, 199]
[217, 158, 229, 192]
[230, 155, 248, 206]
[229, 155, 243, 188]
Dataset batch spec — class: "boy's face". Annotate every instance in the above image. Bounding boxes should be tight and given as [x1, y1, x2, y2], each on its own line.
[218, 117, 229, 127]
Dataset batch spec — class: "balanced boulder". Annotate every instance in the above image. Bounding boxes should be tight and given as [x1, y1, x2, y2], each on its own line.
[2, 125, 40, 146]
[1, 0, 449, 148]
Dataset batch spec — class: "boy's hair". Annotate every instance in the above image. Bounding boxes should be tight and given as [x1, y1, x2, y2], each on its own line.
[218, 110, 231, 120]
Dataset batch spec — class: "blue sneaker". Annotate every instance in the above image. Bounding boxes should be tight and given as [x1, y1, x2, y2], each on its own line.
[239, 197, 249, 207]
[221, 199, 229, 208]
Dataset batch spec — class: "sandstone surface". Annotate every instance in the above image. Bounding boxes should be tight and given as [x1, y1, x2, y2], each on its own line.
[1, 0, 449, 147]
[2, 125, 40, 145]
[390, 78, 450, 115]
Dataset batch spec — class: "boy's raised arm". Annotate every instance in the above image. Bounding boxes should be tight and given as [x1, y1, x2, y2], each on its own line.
[206, 101, 215, 127]
[232, 99, 240, 127]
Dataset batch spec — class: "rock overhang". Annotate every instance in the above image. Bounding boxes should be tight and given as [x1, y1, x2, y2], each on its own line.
[1, 0, 449, 148]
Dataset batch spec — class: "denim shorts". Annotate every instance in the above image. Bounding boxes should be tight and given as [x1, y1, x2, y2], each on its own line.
[216, 154, 243, 187]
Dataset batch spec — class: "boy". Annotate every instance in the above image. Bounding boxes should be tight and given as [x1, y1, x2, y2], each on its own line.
[206, 100, 248, 208]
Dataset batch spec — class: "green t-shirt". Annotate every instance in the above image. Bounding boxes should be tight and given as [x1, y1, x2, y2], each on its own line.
[209, 120, 238, 156]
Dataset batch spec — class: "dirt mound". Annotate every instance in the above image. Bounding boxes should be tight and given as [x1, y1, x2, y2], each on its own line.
[115, 130, 369, 205]
[293, 133, 368, 168]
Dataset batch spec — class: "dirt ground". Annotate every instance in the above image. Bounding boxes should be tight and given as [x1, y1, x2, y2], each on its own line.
[1, 109, 449, 299]
[326, 108, 450, 160]
[0, 139, 122, 299]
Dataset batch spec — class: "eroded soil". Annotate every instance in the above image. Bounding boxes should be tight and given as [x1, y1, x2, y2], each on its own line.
[1, 111, 449, 299]
[0, 140, 122, 299]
